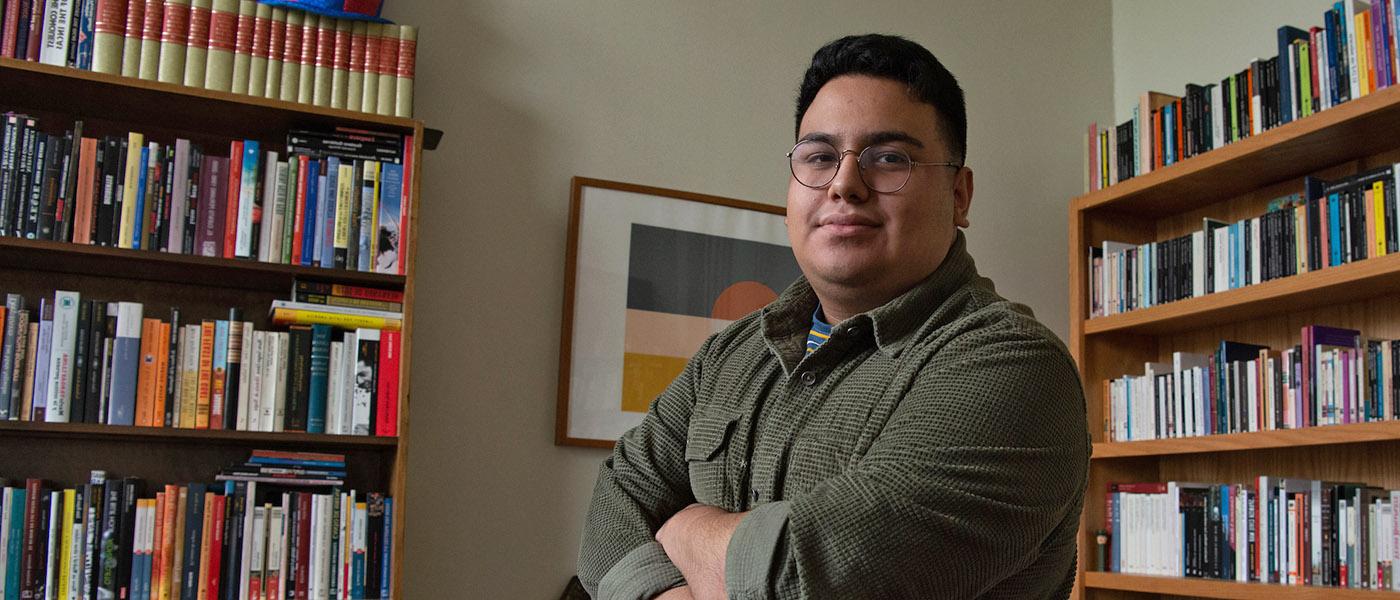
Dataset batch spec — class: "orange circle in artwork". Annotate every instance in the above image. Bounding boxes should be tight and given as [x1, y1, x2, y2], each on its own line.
[711, 281, 779, 320]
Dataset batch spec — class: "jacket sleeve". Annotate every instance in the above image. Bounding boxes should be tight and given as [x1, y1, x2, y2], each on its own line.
[577, 337, 714, 599]
[724, 329, 1090, 599]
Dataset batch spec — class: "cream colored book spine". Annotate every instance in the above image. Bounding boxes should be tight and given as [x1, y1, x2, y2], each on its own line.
[229, 0, 254, 94]
[119, 132, 145, 250]
[374, 24, 399, 116]
[119, 0, 143, 77]
[203, 0, 236, 91]
[346, 21, 366, 112]
[263, 6, 286, 99]
[359, 23, 380, 114]
[311, 15, 333, 107]
[296, 12, 318, 104]
[277, 9, 301, 102]
[394, 25, 415, 118]
[247, 1, 270, 97]
[92, 0, 128, 75]
[181, 0, 211, 87]
[136, 0, 162, 80]
[156, 0, 189, 84]
[329, 18, 350, 110]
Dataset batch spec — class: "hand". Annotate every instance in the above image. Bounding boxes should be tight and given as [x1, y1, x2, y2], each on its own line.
[656, 504, 747, 600]
[653, 586, 695, 600]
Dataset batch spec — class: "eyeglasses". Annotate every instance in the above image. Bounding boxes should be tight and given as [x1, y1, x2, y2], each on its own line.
[787, 140, 962, 193]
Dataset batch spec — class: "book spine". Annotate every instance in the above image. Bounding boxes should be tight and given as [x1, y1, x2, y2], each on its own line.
[329, 17, 349, 109]
[222, 140, 241, 258]
[374, 162, 402, 275]
[44, 290, 78, 423]
[295, 11, 315, 104]
[180, 0, 208, 87]
[2, 0, 21, 58]
[0, 295, 21, 418]
[21, 0, 40, 62]
[72, 137, 97, 244]
[246, 0, 267, 98]
[358, 23, 379, 114]
[228, 0, 251, 94]
[276, 8, 299, 102]
[375, 330, 398, 437]
[234, 139, 257, 258]
[394, 25, 415, 118]
[37, 0, 73, 66]
[196, 320, 212, 428]
[311, 14, 331, 106]
[208, 319, 227, 430]
[117, 0, 141, 76]
[256, 151, 278, 262]
[345, 20, 365, 112]
[135, 0, 159, 79]
[260, 5, 282, 99]
[202, 0, 234, 91]
[154, 0, 186, 83]
[374, 24, 397, 117]
[117, 132, 142, 250]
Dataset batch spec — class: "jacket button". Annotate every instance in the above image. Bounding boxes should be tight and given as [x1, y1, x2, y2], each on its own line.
[800, 371, 817, 386]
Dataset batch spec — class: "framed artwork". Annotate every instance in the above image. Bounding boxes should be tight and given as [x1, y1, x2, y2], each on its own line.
[555, 177, 800, 447]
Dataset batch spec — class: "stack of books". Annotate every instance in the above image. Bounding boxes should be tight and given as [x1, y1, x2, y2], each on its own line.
[1088, 1, 1400, 192]
[0, 0, 418, 117]
[0, 281, 404, 437]
[0, 467, 394, 600]
[218, 450, 347, 487]
[0, 115, 415, 276]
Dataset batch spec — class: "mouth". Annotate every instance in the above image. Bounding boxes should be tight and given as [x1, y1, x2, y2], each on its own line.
[818, 214, 880, 235]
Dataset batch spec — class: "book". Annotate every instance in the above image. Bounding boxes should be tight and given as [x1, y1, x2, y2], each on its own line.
[375, 330, 397, 437]
[37, 0, 73, 66]
[394, 25, 415, 118]
[295, 11, 315, 104]
[374, 24, 398, 117]
[135, 0, 160, 80]
[118, 0, 144, 77]
[329, 17, 349, 110]
[246, 1, 269, 98]
[182, 0, 210, 87]
[351, 328, 377, 436]
[229, 0, 253, 94]
[277, 8, 300, 102]
[375, 162, 402, 274]
[311, 13, 332, 107]
[43, 290, 78, 423]
[105, 302, 141, 426]
[203, 0, 236, 91]
[261, 6, 284, 99]
[157, 0, 190, 84]
[359, 23, 379, 114]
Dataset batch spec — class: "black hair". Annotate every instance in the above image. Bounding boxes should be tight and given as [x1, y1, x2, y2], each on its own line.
[795, 34, 967, 162]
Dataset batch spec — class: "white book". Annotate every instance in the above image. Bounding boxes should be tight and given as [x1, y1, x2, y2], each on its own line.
[271, 501, 287, 600]
[273, 332, 289, 432]
[45, 290, 80, 422]
[1247, 360, 1259, 432]
[260, 331, 278, 432]
[249, 506, 266, 600]
[326, 340, 343, 436]
[258, 151, 280, 262]
[1251, 60, 1264, 136]
[1173, 353, 1209, 438]
[339, 331, 357, 435]
[1211, 83, 1225, 149]
[45, 491, 60, 599]
[1250, 217, 1262, 286]
[1318, 27, 1331, 111]
[1191, 230, 1206, 298]
[319, 495, 333, 597]
[235, 322, 253, 431]
[168, 140, 192, 253]
[1213, 227, 1229, 293]
[268, 161, 288, 263]
[246, 330, 263, 433]
[1345, 0, 1368, 99]
[310, 497, 325, 600]
[38, 0, 75, 66]
[238, 481, 257, 600]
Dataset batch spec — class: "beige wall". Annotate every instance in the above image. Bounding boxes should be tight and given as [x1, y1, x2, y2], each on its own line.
[1112, 0, 1326, 124]
[378, 1, 1112, 596]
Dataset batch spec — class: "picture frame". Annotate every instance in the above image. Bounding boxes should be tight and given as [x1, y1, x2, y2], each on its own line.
[555, 177, 798, 448]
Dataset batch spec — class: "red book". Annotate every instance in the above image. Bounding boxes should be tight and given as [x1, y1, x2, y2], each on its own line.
[73, 137, 99, 244]
[291, 155, 308, 264]
[207, 493, 226, 599]
[296, 492, 312, 600]
[26, 0, 45, 60]
[152, 492, 166, 599]
[375, 330, 399, 436]
[1, 0, 20, 57]
[223, 140, 243, 258]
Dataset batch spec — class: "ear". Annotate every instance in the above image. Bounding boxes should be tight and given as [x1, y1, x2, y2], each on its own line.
[952, 166, 973, 228]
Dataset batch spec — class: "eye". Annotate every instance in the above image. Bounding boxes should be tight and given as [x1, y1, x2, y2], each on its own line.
[867, 149, 911, 166]
[803, 152, 838, 165]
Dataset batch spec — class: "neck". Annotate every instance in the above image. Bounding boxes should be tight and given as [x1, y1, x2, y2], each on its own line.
[810, 281, 905, 325]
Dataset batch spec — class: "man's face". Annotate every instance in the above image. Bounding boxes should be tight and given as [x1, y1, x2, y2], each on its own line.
[787, 75, 971, 301]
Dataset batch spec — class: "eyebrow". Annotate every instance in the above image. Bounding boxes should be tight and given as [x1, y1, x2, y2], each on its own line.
[798, 130, 926, 149]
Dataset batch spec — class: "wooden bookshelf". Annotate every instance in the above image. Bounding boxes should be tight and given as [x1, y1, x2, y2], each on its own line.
[1069, 75, 1400, 599]
[0, 60, 424, 599]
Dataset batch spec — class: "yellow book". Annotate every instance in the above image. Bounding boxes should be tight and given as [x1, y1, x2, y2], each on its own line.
[1375, 180, 1387, 258]
[270, 308, 402, 331]
[1356, 11, 1371, 98]
[58, 489, 76, 600]
[180, 324, 200, 428]
[120, 132, 145, 249]
[197, 320, 214, 429]
[333, 163, 353, 267]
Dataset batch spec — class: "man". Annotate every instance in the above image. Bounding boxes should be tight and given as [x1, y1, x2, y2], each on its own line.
[578, 34, 1089, 599]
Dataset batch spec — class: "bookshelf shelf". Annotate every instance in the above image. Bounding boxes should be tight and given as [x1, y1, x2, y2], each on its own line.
[1073, 84, 1400, 218]
[0, 419, 398, 448]
[0, 237, 407, 293]
[1083, 251, 1400, 336]
[1083, 572, 1400, 599]
[1092, 420, 1400, 459]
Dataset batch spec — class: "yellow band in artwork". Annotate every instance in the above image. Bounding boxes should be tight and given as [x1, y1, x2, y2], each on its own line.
[620, 352, 689, 413]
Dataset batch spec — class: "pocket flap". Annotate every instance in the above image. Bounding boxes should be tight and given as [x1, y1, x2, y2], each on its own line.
[685, 413, 739, 462]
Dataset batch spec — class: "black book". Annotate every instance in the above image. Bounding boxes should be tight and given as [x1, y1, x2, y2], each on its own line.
[94, 137, 116, 247]
[13, 0, 30, 60]
[37, 133, 62, 241]
[224, 308, 242, 430]
[111, 138, 126, 247]
[0, 115, 20, 237]
[97, 480, 121, 599]
[182, 148, 202, 255]
[1387, 176, 1399, 255]
[327, 488, 342, 600]
[365, 493, 385, 599]
[181, 483, 208, 600]
[1182, 85, 1197, 158]
[33, 490, 52, 600]
[84, 299, 107, 424]
[14, 121, 37, 238]
[285, 492, 301, 599]
[164, 307, 181, 427]
[115, 478, 142, 600]
[57, 129, 78, 243]
[220, 482, 245, 600]
[160, 146, 176, 252]
[71, 298, 92, 422]
[285, 326, 313, 431]
[83, 471, 107, 600]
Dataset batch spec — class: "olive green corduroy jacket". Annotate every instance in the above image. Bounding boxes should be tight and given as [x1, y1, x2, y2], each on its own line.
[578, 232, 1091, 599]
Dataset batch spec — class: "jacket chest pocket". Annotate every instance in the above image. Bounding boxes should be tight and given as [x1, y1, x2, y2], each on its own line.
[685, 413, 739, 508]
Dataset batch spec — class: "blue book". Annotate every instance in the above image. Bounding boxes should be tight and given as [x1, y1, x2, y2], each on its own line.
[132, 146, 148, 249]
[301, 160, 321, 266]
[213, 321, 229, 427]
[375, 163, 404, 274]
[1278, 26, 1308, 124]
[320, 157, 340, 269]
[379, 497, 392, 600]
[179, 483, 206, 600]
[1164, 103, 1174, 165]
[76, 0, 97, 70]
[105, 302, 143, 426]
[307, 324, 332, 433]
[1329, 192, 1343, 266]
[31, 299, 53, 421]
[238, 141, 261, 258]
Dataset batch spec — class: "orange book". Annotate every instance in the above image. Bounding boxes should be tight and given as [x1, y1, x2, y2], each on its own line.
[197, 320, 215, 429]
[223, 141, 243, 259]
[153, 322, 170, 427]
[170, 487, 188, 598]
[136, 317, 162, 426]
[159, 484, 178, 600]
[1152, 109, 1163, 169]
[73, 138, 100, 244]
[152, 492, 166, 600]
[197, 492, 215, 600]
[1364, 11, 1377, 94]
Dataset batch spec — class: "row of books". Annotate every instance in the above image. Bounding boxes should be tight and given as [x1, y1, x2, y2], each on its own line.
[1088, 0, 1400, 191]
[0, 0, 417, 117]
[0, 453, 394, 600]
[0, 115, 414, 275]
[1103, 477, 1400, 590]
[1089, 163, 1399, 318]
[0, 282, 404, 437]
[1104, 325, 1397, 442]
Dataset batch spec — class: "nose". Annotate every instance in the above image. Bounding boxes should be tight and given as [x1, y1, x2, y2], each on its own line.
[827, 150, 869, 204]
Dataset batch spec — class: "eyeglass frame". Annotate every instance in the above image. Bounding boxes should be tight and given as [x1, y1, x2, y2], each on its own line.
[786, 140, 963, 194]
